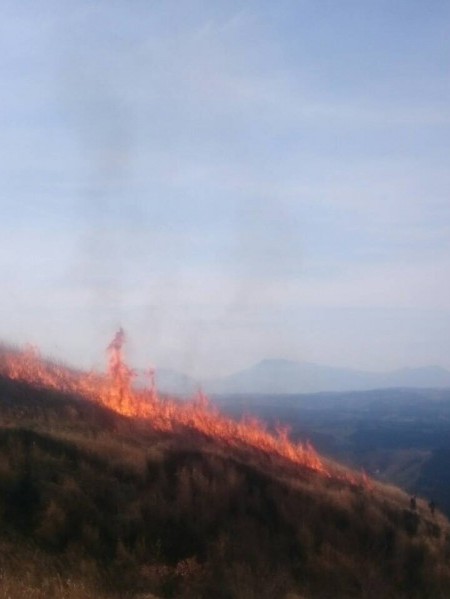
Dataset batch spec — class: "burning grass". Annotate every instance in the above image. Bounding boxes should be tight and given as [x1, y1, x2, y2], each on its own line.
[0, 422, 448, 599]
[1, 332, 450, 597]
[0, 330, 361, 484]
[0, 382, 449, 595]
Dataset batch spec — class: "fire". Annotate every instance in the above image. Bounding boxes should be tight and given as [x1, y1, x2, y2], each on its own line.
[0, 331, 366, 485]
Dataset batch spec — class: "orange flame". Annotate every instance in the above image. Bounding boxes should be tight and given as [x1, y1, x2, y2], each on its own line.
[0, 331, 367, 486]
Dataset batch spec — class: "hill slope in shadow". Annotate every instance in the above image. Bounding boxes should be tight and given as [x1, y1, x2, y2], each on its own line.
[0, 375, 449, 599]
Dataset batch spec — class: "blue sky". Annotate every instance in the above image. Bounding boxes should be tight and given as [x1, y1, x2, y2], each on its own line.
[2, 0, 450, 378]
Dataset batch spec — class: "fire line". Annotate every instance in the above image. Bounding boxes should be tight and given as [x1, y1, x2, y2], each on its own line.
[0, 331, 368, 487]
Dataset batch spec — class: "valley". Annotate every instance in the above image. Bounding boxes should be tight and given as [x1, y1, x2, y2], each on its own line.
[216, 387, 450, 517]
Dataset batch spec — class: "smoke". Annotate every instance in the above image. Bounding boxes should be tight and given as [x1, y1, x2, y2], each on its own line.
[58, 15, 138, 353]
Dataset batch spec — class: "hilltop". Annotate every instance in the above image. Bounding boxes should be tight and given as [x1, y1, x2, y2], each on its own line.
[0, 344, 449, 598]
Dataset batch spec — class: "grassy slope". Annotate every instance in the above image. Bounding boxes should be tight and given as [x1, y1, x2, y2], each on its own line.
[0, 376, 449, 599]
[215, 390, 450, 517]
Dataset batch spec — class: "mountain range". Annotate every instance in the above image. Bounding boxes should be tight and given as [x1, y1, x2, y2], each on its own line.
[152, 360, 450, 396]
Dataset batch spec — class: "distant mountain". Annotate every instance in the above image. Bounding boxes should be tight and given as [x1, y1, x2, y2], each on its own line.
[138, 360, 450, 397]
[204, 359, 450, 394]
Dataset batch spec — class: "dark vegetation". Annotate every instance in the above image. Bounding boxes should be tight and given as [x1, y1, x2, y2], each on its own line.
[0, 378, 450, 598]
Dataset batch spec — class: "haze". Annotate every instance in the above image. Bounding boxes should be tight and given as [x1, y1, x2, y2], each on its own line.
[2, 1, 450, 379]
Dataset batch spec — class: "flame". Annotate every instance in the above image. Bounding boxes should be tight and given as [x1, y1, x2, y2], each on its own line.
[0, 331, 367, 485]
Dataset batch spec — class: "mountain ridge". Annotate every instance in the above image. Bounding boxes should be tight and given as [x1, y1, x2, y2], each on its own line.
[152, 360, 450, 395]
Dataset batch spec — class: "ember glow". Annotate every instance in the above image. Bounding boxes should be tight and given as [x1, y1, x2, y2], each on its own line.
[0, 330, 366, 484]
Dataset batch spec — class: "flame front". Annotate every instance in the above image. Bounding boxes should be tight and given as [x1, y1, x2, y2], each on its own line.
[0, 331, 364, 483]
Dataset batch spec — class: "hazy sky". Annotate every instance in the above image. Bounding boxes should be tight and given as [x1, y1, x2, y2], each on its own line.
[2, 0, 450, 378]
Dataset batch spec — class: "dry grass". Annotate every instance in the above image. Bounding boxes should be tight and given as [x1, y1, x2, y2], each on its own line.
[0, 538, 107, 599]
[0, 376, 449, 598]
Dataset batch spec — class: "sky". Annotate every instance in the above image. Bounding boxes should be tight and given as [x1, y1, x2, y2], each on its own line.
[1, 0, 450, 379]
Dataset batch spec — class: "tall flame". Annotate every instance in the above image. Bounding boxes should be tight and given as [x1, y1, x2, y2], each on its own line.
[0, 331, 367, 485]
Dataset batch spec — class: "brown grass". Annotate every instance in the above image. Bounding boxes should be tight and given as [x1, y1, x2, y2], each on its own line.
[0, 376, 449, 598]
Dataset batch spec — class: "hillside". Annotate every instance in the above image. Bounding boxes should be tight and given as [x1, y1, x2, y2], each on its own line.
[0, 343, 450, 598]
[215, 388, 450, 518]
